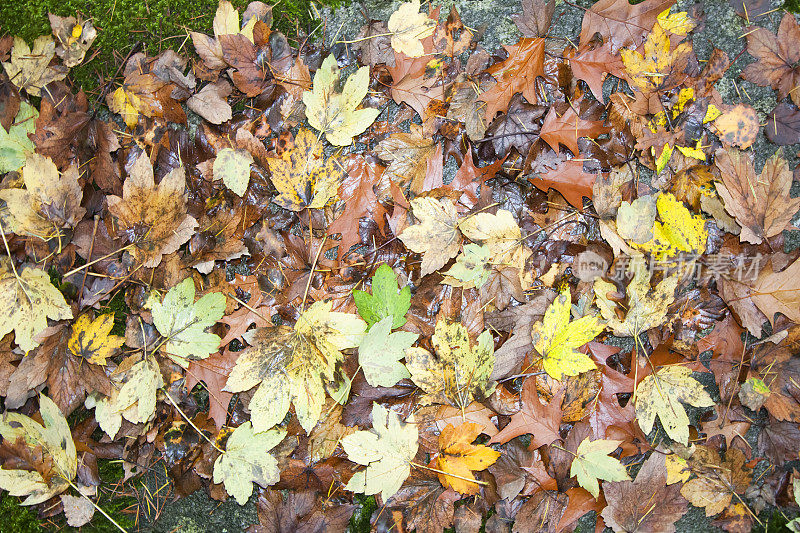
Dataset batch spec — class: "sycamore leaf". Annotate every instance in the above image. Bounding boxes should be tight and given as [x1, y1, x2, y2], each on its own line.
[387, 0, 437, 57]
[352, 264, 412, 329]
[616, 195, 657, 244]
[303, 55, 379, 146]
[0, 101, 37, 173]
[531, 287, 604, 381]
[0, 394, 77, 504]
[680, 446, 752, 517]
[107, 152, 198, 268]
[0, 259, 72, 352]
[714, 148, 800, 245]
[435, 422, 500, 495]
[224, 301, 366, 433]
[266, 128, 344, 211]
[0, 153, 85, 242]
[443, 243, 491, 289]
[656, 8, 696, 35]
[399, 197, 462, 276]
[85, 353, 163, 439]
[570, 437, 630, 498]
[213, 422, 285, 505]
[150, 278, 225, 368]
[341, 403, 418, 500]
[620, 23, 692, 94]
[67, 313, 124, 366]
[595, 255, 678, 337]
[405, 319, 495, 408]
[358, 316, 417, 388]
[635, 366, 714, 444]
[374, 128, 434, 192]
[213, 148, 253, 196]
[637, 193, 707, 261]
[1, 36, 67, 97]
[459, 209, 529, 271]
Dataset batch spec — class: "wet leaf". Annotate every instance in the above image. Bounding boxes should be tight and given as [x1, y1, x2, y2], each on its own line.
[434, 422, 500, 495]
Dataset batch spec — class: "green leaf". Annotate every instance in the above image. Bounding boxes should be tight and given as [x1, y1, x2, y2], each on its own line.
[151, 278, 225, 367]
[443, 243, 492, 288]
[213, 422, 285, 505]
[0, 394, 76, 504]
[0, 101, 37, 173]
[302, 54, 380, 146]
[213, 147, 253, 196]
[570, 437, 630, 498]
[353, 264, 411, 329]
[341, 403, 418, 500]
[358, 316, 417, 387]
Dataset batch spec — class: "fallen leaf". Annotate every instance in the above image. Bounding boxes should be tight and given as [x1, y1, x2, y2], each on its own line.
[213, 422, 285, 505]
[480, 37, 545, 121]
[358, 316, 417, 387]
[579, 0, 675, 52]
[303, 54, 379, 146]
[712, 103, 759, 149]
[539, 104, 609, 156]
[741, 12, 800, 107]
[405, 319, 495, 408]
[434, 422, 500, 494]
[531, 287, 604, 381]
[765, 102, 800, 146]
[399, 197, 462, 276]
[0, 259, 72, 352]
[353, 264, 412, 329]
[602, 452, 688, 533]
[150, 278, 225, 368]
[714, 148, 800, 244]
[0, 394, 76, 504]
[213, 147, 253, 196]
[187, 80, 232, 124]
[49, 14, 97, 68]
[489, 379, 563, 447]
[635, 366, 714, 444]
[107, 152, 198, 268]
[0, 99, 36, 173]
[341, 402, 418, 500]
[1, 36, 67, 96]
[224, 300, 366, 433]
[387, 0, 436, 57]
[570, 437, 630, 498]
[266, 128, 344, 211]
[680, 446, 752, 517]
[67, 313, 124, 366]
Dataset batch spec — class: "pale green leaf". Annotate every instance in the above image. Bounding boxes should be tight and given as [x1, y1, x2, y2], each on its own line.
[213, 422, 285, 505]
[570, 437, 630, 498]
[0, 101, 37, 173]
[214, 148, 253, 196]
[151, 278, 225, 367]
[358, 316, 417, 387]
[341, 403, 418, 500]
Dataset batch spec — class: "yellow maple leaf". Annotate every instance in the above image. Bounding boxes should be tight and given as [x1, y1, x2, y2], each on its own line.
[638, 193, 707, 261]
[435, 422, 500, 495]
[459, 209, 530, 272]
[266, 129, 344, 211]
[656, 9, 697, 35]
[224, 301, 366, 433]
[303, 55, 380, 146]
[68, 313, 125, 366]
[531, 287, 604, 380]
[621, 23, 692, 94]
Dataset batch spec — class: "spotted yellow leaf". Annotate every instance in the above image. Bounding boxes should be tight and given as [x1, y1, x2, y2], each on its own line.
[68, 313, 124, 366]
[638, 193, 707, 261]
[266, 128, 344, 211]
[224, 301, 366, 433]
[531, 287, 604, 380]
[635, 366, 714, 444]
[399, 197, 462, 276]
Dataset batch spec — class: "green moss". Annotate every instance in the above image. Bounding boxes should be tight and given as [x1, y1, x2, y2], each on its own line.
[0, 493, 41, 533]
[0, 0, 344, 93]
[785, 0, 800, 13]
